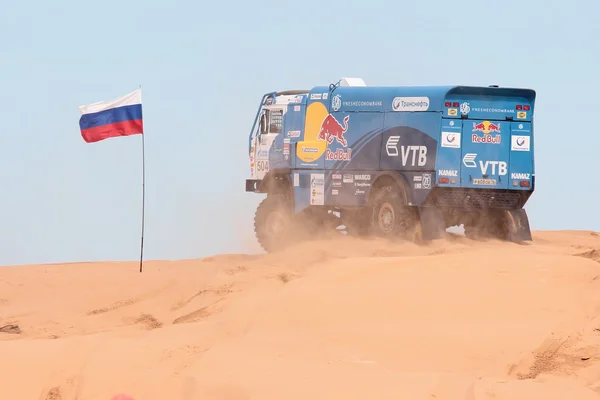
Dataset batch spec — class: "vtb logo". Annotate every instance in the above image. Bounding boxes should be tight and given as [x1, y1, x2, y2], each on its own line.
[462, 153, 507, 176]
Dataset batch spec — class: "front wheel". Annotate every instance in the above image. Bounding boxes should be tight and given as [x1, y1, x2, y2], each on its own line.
[369, 185, 419, 240]
[253, 194, 294, 253]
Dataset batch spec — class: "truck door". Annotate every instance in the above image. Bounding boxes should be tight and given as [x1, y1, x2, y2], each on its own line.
[253, 108, 282, 180]
[460, 119, 510, 189]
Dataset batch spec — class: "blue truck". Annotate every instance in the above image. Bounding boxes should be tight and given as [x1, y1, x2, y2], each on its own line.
[246, 77, 535, 252]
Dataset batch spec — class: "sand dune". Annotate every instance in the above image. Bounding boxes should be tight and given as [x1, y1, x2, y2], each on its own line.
[1, 230, 600, 399]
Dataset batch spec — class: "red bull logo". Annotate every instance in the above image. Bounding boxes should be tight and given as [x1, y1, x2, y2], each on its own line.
[472, 120, 501, 144]
[317, 114, 350, 147]
[325, 148, 352, 161]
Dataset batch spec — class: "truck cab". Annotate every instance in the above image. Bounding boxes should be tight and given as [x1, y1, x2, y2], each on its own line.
[249, 91, 306, 183]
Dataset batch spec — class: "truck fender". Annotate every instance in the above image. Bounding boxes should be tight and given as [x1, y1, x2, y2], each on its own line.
[366, 171, 412, 206]
[505, 208, 533, 242]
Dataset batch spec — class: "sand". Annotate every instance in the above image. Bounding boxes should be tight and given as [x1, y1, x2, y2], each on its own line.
[1, 230, 600, 399]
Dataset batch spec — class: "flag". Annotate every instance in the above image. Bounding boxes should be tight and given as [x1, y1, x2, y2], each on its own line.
[78, 89, 143, 143]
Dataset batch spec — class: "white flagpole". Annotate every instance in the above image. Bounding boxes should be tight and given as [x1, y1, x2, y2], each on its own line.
[139, 84, 146, 273]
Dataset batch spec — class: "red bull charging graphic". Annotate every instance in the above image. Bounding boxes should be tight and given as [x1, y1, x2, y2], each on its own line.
[317, 114, 352, 161]
[472, 120, 501, 144]
[317, 114, 349, 146]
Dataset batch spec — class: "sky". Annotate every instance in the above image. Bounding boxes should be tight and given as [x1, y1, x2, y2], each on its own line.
[0, 0, 598, 266]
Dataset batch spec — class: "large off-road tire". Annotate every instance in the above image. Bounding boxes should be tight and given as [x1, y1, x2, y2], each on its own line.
[253, 194, 294, 253]
[369, 184, 419, 240]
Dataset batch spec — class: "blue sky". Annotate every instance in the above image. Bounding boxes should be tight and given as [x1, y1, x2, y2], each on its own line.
[1, 0, 598, 266]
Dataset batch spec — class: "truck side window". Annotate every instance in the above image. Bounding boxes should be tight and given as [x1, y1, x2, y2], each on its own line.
[269, 110, 283, 134]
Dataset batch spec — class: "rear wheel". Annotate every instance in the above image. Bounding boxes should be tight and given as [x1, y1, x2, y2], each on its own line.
[369, 185, 419, 240]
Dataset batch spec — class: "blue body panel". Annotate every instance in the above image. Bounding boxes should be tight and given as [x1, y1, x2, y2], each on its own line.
[436, 118, 462, 188]
[261, 84, 536, 214]
[508, 121, 534, 189]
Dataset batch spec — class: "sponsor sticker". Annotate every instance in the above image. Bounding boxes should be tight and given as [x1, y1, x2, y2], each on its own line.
[326, 148, 352, 161]
[460, 102, 471, 114]
[441, 132, 460, 148]
[385, 136, 428, 166]
[438, 169, 458, 177]
[511, 135, 530, 151]
[331, 94, 341, 111]
[472, 121, 501, 144]
[310, 173, 324, 205]
[391, 96, 430, 112]
[463, 153, 477, 168]
[343, 100, 383, 107]
[422, 173, 432, 189]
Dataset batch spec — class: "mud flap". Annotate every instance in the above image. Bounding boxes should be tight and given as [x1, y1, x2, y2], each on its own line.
[505, 208, 532, 242]
[418, 207, 446, 241]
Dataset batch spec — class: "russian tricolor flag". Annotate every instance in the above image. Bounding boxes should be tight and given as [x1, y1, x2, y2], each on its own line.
[78, 89, 143, 143]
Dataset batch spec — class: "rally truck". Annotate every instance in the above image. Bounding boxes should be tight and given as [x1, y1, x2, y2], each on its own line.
[246, 77, 535, 252]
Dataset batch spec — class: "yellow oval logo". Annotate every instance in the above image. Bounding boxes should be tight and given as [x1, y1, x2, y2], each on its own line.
[296, 102, 329, 163]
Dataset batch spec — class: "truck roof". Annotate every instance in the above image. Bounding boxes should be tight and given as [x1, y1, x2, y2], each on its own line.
[301, 83, 536, 113]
